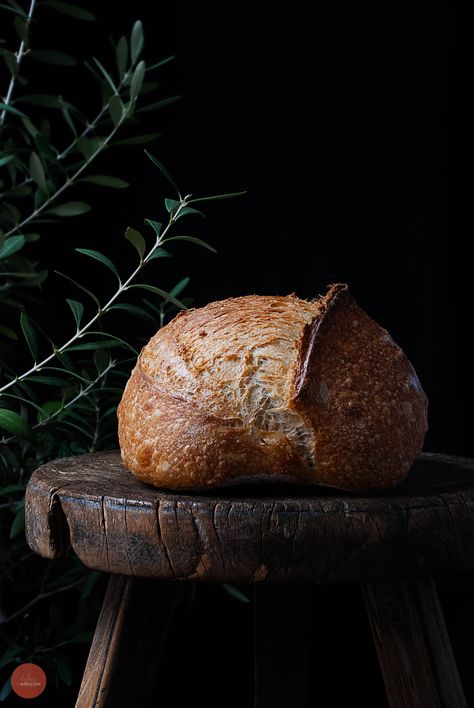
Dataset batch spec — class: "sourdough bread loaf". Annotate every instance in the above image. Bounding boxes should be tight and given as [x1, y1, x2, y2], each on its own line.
[117, 284, 428, 491]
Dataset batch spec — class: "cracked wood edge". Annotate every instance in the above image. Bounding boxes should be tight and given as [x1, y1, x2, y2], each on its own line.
[25, 451, 474, 583]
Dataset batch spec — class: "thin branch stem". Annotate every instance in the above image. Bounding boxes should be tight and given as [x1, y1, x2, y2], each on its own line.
[56, 65, 134, 162]
[0, 0, 36, 128]
[0, 578, 84, 626]
[34, 638, 81, 654]
[0, 360, 115, 445]
[0, 63, 134, 199]
[2, 110, 130, 240]
[0, 201, 186, 396]
[32, 360, 115, 431]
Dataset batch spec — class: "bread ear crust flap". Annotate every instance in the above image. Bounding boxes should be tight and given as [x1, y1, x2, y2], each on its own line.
[291, 284, 428, 491]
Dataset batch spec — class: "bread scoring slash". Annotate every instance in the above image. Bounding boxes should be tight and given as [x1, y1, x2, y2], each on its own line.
[117, 284, 428, 491]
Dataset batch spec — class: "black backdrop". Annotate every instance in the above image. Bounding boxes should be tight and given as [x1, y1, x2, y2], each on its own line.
[39, 0, 470, 458]
[22, 0, 474, 705]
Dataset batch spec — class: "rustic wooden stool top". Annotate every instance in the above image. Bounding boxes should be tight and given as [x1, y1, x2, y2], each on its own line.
[25, 451, 474, 708]
[26, 451, 474, 583]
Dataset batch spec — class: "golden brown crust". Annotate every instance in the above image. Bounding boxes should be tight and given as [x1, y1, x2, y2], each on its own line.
[117, 285, 428, 491]
[117, 367, 310, 489]
[291, 284, 428, 490]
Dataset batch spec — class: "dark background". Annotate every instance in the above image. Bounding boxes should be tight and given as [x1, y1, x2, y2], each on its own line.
[15, 0, 474, 705]
[41, 0, 469, 460]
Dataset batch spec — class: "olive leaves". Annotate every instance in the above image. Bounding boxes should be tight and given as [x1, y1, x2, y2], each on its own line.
[0, 149, 245, 447]
[0, 9, 179, 313]
[0, 4, 246, 700]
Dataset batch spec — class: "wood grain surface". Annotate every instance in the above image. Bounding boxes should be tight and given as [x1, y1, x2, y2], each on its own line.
[75, 576, 183, 708]
[362, 578, 467, 708]
[25, 451, 474, 583]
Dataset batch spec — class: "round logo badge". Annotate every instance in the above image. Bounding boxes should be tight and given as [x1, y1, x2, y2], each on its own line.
[11, 663, 46, 699]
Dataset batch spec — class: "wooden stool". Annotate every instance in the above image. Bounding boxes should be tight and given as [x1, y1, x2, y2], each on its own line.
[25, 451, 473, 708]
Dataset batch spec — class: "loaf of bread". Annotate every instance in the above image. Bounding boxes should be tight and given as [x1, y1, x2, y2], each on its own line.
[117, 284, 428, 491]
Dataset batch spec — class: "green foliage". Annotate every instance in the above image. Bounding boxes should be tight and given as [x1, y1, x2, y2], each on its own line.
[0, 1, 245, 701]
[0, 0, 179, 320]
[0, 168, 241, 696]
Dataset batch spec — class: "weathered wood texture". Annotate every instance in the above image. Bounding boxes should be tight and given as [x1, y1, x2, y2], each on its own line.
[25, 452, 474, 583]
[254, 586, 307, 707]
[76, 575, 183, 708]
[362, 578, 467, 708]
[413, 578, 467, 708]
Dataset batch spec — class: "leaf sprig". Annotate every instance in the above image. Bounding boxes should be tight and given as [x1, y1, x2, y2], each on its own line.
[0, 3, 246, 697]
[0, 10, 179, 315]
[0, 148, 245, 442]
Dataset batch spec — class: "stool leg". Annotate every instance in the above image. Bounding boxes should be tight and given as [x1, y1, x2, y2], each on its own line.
[253, 585, 307, 708]
[76, 575, 183, 708]
[361, 578, 467, 708]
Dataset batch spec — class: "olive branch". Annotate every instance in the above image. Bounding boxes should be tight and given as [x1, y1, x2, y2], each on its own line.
[0, 148, 244, 441]
[0, 0, 36, 127]
[0, 4, 245, 696]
